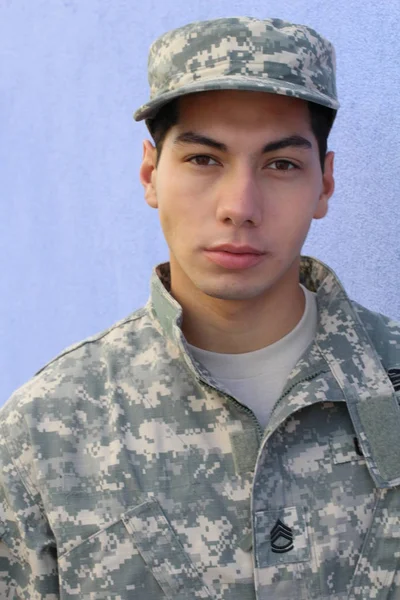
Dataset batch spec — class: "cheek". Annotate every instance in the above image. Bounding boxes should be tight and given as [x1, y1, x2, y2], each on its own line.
[157, 194, 199, 246]
[265, 190, 319, 243]
[156, 178, 212, 235]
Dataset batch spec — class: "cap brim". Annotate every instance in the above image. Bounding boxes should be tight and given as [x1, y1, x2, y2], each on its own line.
[133, 75, 339, 122]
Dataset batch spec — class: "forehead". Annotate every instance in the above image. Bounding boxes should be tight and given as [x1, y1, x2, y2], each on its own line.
[175, 90, 312, 133]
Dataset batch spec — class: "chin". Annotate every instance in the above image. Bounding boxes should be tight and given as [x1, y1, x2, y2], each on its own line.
[194, 277, 274, 302]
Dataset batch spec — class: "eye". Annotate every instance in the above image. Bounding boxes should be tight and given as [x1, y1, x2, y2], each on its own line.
[188, 155, 220, 167]
[267, 160, 298, 171]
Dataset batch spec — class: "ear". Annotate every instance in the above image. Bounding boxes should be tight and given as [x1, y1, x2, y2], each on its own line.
[313, 151, 335, 220]
[140, 140, 158, 208]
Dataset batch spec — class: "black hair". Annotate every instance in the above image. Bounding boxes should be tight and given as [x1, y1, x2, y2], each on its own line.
[146, 95, 336, 171]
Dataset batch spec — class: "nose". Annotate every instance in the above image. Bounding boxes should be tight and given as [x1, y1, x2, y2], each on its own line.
[215, 166, 263, 228]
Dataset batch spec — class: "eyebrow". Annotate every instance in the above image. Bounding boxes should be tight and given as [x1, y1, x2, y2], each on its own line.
[173, 131, 312, 153]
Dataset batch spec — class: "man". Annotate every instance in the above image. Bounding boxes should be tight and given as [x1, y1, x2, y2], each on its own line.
[1, 16, 399, 600]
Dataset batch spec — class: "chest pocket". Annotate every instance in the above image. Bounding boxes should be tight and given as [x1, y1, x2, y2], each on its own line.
[58, 498, 211, 600]
[254, 505, 310, 568]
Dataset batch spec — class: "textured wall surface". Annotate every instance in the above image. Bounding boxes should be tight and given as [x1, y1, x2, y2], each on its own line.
[1, 0, 399, 402]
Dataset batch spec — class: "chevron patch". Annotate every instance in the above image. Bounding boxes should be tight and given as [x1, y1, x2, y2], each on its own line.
[270, 519, 294, 554]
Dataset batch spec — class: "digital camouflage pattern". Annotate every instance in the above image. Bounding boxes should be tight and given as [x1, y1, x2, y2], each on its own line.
[1, 256, 400, 599]
[133, 17, 339, 122]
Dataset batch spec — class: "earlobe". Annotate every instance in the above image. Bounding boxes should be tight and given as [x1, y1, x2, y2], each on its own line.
[140, 140, 158, 209]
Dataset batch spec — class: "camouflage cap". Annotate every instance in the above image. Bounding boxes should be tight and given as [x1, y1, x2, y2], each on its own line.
[133, 16, 339, 122]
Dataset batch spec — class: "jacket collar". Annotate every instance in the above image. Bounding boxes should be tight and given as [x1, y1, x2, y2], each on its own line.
[149, 256, 400, 488]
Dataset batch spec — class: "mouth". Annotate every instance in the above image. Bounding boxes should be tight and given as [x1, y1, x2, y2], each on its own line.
[206, 244, 265, 255]
[203, 249, 266, 270]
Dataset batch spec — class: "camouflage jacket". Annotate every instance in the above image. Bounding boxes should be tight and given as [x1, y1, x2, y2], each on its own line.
[1, 256, 400, 600]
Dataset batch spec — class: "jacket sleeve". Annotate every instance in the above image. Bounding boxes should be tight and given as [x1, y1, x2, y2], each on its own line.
[0, 432, 59, 599]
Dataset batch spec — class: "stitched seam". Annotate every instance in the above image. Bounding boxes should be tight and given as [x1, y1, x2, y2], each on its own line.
[35, 307, 148, 375]
[59, 512, 128, 559]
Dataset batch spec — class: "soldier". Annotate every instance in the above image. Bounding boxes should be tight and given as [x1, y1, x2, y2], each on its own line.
[1, 16, 400, 600]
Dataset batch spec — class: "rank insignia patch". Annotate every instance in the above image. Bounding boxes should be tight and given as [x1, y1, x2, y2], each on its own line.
[270, 519, 294, 554]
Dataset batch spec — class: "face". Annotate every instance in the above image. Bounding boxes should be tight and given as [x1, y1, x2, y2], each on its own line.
[140, 90, 334, 305]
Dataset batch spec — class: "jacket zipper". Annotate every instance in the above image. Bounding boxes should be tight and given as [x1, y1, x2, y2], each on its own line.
[198, 369, 327, 440]
[199, 378, 263, 438]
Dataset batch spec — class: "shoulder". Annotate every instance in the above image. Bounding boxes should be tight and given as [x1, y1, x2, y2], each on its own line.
[351, 300, 400, 371]
[0, 303, 162, 470]
[3, 305, 147, 405]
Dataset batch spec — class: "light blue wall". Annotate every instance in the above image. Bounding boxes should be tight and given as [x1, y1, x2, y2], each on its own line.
[1, 1, 399, 403]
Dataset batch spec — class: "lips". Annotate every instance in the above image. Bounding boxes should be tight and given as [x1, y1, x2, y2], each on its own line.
[206, 244, 265, 255]
[203, 246, 266, 270]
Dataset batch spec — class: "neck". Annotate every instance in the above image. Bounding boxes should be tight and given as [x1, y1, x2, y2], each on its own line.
[170, 260, 306, 354]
